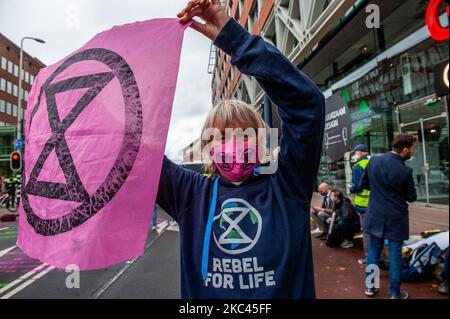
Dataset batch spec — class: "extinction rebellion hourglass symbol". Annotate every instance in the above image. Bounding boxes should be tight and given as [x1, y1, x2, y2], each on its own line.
[23, 48, 143, 236]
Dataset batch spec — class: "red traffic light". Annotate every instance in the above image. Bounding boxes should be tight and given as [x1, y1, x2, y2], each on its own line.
[10, 151, 22, 172]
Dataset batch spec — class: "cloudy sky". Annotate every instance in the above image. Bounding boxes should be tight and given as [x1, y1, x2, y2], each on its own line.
[0, 0, 213, 162]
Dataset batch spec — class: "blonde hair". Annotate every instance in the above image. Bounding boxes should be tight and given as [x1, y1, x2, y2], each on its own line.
[201, 100, 269, 177]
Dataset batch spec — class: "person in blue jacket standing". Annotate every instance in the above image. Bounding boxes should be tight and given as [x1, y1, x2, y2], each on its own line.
[362, 134, 417, 299]
[155, 0, 325, 298]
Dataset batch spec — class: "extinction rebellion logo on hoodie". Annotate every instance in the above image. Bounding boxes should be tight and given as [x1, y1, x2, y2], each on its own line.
[204, 198, 277, 290]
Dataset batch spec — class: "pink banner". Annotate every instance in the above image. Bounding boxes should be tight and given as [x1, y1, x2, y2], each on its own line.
[17, 19, 189, 270]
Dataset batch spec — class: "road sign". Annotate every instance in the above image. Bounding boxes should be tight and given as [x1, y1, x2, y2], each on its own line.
[13, 139, 24, 150]
[324, 94, 352, 162]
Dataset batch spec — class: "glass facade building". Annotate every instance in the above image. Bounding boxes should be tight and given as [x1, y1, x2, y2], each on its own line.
[309, 0, 449, 205]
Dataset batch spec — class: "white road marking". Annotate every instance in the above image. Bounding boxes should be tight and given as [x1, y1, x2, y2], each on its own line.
[0, 245, 17, 258]
[0, 227, 9, 232]
[1, 265, 55, 299]
[156, 220, 178, 233]
[0, 263, 49, 295]
[167, 224, 179, 232]
[155, 221, 169, 234]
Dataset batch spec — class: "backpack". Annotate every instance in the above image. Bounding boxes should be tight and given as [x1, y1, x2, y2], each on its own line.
[401, 242, 443, 282]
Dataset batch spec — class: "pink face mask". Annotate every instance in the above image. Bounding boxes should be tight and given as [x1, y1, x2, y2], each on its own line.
[211, 139, 259, 182]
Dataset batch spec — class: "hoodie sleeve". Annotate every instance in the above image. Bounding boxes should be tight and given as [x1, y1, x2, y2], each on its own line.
[156, 156, 210, 222]
[214, 18, 325, 202]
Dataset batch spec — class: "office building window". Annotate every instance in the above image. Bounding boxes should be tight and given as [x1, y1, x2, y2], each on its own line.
[7, 60, 13, 73]
[12, 104, 18, 117]
[6, 81, 12, 94]
[0, 78, 5, 91]
[24, 90, 29, 101]
[20, 107, 24, 118]
[25, 71, 30, 83]
[1, 57, 6, 70]
[13, 84, 18, 97]
[13, 64, 19, 77]
[0, 100, 5, 113]
[6, 102, 12, 115]
[30, 74, 35, 85]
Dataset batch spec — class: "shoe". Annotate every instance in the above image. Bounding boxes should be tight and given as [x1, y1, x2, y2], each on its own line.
[438, 281, 449, 295]
[389, 290, 409, 299]
[365, 287, 379, 297]
[340, 240, 354, 249]
[358, 258, 366, 265]
[311, 227, 323, 237]
[151, 225, 157, 231]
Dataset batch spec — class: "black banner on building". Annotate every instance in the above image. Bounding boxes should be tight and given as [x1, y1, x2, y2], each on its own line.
[434, 60, 449, 97]
[324, 94, 351, 162]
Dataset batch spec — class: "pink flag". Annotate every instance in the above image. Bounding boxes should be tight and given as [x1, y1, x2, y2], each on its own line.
[17, 19, 189, 270]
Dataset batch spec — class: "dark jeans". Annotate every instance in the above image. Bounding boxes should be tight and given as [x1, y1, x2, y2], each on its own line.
[151, 206, 157, 226]
[6, 190, 15, 208]
[366, 235, 403, 296]
[335, 220, 360, 241]
[442, 249, 449, 281]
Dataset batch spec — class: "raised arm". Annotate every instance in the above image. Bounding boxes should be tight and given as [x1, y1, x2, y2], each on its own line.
[213, 19, 325, 202]
[179, 0, 325, 202]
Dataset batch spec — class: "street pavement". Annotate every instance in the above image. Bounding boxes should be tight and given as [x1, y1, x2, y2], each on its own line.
[311, 193, 449, 299]
[0, 207, 180, 299]
[0, 197, 448, 299]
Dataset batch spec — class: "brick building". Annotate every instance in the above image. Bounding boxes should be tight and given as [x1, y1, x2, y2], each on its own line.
[0, 33, 46, 176]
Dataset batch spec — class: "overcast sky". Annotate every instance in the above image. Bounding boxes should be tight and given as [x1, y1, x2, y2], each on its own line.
[0, 0, 213, 162]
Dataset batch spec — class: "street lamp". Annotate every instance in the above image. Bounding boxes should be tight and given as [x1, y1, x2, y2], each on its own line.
[17, 36, 45, 144]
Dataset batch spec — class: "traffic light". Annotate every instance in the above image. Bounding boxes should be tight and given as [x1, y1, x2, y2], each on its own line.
[10, 151, 22, 172]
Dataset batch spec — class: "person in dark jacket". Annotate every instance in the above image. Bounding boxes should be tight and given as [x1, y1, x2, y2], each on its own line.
[326, 189, 360, 249]
[362, 134, 417, 299]
[159, 0, 325, 299]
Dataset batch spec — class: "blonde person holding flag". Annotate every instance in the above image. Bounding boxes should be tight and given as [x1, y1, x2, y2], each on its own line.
[155, 0, 325, 298]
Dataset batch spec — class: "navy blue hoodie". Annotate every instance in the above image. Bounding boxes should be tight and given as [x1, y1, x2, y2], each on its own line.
[156, 18, 325, 299]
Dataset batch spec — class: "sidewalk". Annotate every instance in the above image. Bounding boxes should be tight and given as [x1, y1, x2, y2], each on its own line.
[310, 193, 448, 299]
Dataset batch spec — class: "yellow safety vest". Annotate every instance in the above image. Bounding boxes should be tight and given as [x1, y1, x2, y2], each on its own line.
[354, 158, 370, 208]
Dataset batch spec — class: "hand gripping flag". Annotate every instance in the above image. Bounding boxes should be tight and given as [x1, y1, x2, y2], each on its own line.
[17, 19, 190, 270]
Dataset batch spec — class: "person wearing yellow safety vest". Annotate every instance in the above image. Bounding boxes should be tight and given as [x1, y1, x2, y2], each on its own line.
[349, 145, 371, 264]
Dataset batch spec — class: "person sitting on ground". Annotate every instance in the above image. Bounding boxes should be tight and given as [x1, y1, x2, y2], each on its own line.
[310, 182, 334, 237]
[326, 189, 361, 249]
